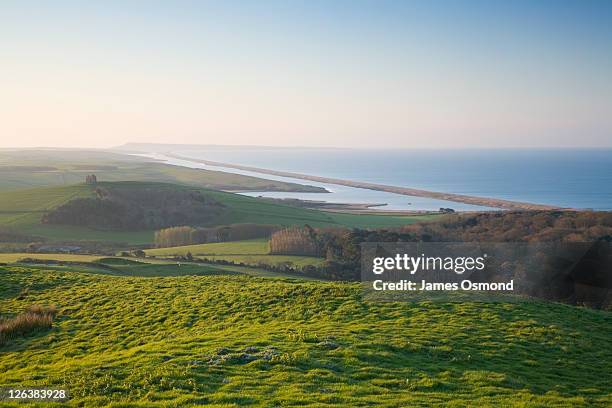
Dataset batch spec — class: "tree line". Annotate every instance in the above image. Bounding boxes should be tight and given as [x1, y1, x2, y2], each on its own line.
[264, 211, 612, 308]
[154, 223, 279, 247]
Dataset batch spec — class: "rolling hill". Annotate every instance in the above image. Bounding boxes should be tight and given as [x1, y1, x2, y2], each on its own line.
[0, 149, 325, 193]
[0, 265, 610, 406]
[0, 182, 438, 244]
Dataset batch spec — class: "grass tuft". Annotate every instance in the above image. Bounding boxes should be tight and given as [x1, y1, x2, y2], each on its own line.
[0, 304, 57, 346]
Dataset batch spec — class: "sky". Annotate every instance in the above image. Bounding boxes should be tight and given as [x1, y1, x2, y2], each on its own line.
[1, 0, 611, 149]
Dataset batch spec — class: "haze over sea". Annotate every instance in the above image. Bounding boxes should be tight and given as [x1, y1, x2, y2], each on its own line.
[157, 148, 612, 212]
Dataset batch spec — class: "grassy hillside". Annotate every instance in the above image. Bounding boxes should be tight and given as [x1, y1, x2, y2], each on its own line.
[0, 254, 321, 281]
[0, 182, 438, 244]
[0, 184, 95, 226]
[0, 266, 610, 406]
[0, 184, 154, 244]
[205, 189, 439, 229]
[0, 149, 324, 193]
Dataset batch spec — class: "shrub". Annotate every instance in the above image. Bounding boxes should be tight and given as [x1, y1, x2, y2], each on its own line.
[154, 226, 196, 248]
[270, 226, 321, 256]
[155, 224, 279, 247]
[0, 305, 57, 346]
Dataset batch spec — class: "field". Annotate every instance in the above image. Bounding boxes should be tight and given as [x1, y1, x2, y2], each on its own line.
[199, 255, 326, 268]
[0, 265, 610, 406]
[146, 239, 325, 269]
[0, 183, 439, 244]
[203, 188, 437, 229]
[0, 184, 154, 244]
[0, 253, 104, 263]
[147, 239, 271, 256]
[0, 253, 324, 282]
[0, 150, 324, 193]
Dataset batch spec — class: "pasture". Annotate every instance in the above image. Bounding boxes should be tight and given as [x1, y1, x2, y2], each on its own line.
[0, 266, 610, 406]
[0, 183, 438, 244]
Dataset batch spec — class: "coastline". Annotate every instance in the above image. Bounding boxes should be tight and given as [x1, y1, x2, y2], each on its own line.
[165, 153, 561, 211]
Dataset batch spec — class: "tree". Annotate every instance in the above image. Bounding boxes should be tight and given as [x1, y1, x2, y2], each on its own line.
[85, 174, 97, 185]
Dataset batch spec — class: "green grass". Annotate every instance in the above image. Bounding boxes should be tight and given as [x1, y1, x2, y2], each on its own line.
[0, 266, 610, 406]
[0, 150, 324, 193]
[0, 253, 321, 281]
[146, 238, 325, 268]
[0, 253, 105, 263]
[0, 184, 95, 226]
[0, 184, 153, 244]
[19, 224, 154, 245]
[146, 238, 270, 256]
[209, 264, 324, 280]
[97, 262, 236, 277]
[323, 211, 441, 229]
[203, 255, 326, 268]
[0, 255, 231, 277]
[206, 189, 438, 229]
[0, 182, 439, 244]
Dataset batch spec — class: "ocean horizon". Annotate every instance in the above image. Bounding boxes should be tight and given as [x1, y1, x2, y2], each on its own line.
[147, 148, 612, 212]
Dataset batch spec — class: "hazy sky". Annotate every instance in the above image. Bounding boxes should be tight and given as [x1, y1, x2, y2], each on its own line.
[1, 0, 611, 148]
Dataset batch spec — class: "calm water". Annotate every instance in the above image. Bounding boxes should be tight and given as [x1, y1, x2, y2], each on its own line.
[150, 148, 612, 211]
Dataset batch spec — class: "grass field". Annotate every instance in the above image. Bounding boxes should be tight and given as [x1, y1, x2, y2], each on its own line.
[146, 238, 271, 257]
[0, 253, 104, 263]
[204, 188, 438, 229]
[0, 266, 610, 406]
[0, 184, 154, 244]
[0, 150, 324, 193]
[0, 182, 439, 244]
[0, 253, 322, 281]
[93, 262, 235, 277]
[146, 238, 325, 268]
[202, 255, 326, 268]
[0, 184, 95, 226]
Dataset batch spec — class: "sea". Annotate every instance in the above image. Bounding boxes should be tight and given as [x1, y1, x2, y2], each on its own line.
[144, 148, 612, 212]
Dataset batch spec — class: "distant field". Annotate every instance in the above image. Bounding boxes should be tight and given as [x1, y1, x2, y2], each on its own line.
[18, 225, 154, 245]
[0, 184, 95, 226]
[203, 254, 325, 268]
[96, 262, 234, 277]
[0, 266, 610, 406]
[0, 182, 439, 244]
[0, 253, 320, 280]
[0, 253, 103, 263]
[206, 189, 438, 229]
[0, 254, 228, 277]
[146, 238, 325, 268]
[146, 239, 270, 256]
[0, 184, 154, 244]
[0, 149, 324, 193]
[323, 211, 441, 229]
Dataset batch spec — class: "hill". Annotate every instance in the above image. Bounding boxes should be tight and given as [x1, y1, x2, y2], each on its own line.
[42, 182, 225, 230]
[0, 182, 438, 244]
[0, 149, 325, 193]
[0, 265, 610, 406]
